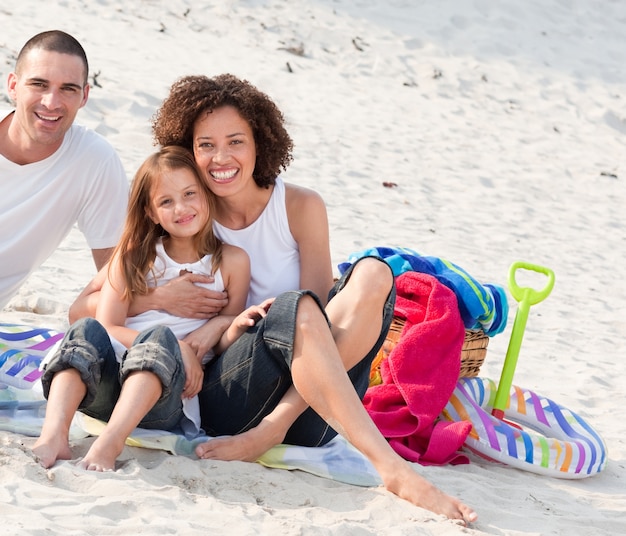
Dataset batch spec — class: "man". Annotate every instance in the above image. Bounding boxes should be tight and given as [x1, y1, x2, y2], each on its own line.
[0, 30, 128, 309]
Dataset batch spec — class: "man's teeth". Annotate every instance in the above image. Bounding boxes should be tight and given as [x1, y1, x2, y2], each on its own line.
[37, 113, 61, 121]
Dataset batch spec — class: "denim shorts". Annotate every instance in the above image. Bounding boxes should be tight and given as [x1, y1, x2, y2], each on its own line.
[40, 317, 186, 431]
[198, 256, 396, 447]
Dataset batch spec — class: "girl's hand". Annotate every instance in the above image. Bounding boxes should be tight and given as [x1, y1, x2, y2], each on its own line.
[233, 298, 275, 330]
[183, 316, 231, 361]
[213, 298, 276, 356]
[179, 340, 204, 399]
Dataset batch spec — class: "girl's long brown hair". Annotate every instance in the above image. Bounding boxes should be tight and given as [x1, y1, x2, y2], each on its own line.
[110, 145, 222, 301]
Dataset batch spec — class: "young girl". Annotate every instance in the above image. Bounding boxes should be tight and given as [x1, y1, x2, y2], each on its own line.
[32, 145, 263, 471]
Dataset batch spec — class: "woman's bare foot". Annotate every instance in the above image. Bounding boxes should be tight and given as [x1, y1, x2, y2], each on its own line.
[76, 434, 125, 472]
[381, 459, 477, 525]
[195, 431, 275, 462]
[196, 418, 285, 461]
[32, 436, 72, 468]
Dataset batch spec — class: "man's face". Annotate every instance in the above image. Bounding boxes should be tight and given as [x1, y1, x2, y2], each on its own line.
[7, 48, 89, 158]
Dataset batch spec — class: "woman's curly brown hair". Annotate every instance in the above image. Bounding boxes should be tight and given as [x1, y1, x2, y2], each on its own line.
[152, 74, 293, 188]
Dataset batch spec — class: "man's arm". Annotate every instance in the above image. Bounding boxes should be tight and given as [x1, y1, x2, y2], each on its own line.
[91, 247, 114, 272]
[67, 248, 113, 322]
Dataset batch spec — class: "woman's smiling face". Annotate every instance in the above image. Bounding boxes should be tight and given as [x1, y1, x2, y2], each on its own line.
[192, 105, 257, 198]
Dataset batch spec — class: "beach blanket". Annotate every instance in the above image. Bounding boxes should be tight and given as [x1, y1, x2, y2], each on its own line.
[0, 323, 64, 389]
[363, 271, 472, 465]
[1, 323, 383, 486]
[0, 383, 382, 487]
[338, 246, 508, 336]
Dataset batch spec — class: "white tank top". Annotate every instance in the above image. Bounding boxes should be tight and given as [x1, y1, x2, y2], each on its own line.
[108, 239, 224, 360]
[123, 239, 224, 347]
[213, 178, 300, 307]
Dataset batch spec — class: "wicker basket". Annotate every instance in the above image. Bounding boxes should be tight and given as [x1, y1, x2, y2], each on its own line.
[369, 316, 489, 386]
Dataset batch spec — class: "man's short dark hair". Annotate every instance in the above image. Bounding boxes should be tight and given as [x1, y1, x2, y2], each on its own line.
[16, 30, 89, 86]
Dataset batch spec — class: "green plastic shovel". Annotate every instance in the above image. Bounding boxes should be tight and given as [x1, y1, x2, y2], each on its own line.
[492, 261, 555, 419]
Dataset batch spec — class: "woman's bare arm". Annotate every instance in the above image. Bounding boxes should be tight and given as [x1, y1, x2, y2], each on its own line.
[285, 184, 334, 304]
[69, 264, 229, 323]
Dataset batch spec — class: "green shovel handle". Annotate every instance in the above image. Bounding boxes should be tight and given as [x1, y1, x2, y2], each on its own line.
[492, 261, 555, 417]
[508, 261, 555, 305]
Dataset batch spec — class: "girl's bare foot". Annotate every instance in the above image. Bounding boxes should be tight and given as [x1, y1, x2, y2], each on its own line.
[76, 434, 124, 472]
[32, 436, 72, 469]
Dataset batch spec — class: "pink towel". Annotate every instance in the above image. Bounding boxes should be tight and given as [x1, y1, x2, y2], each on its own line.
[363, 271, 471, 465]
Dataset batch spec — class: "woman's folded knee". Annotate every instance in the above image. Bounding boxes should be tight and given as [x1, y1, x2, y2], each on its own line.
[354, 257, 394, 292]
[295, 293, 326, 323]
[329, 255, 393, 302]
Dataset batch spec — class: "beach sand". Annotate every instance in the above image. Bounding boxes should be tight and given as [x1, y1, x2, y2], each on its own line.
[1, 1, 625, 534]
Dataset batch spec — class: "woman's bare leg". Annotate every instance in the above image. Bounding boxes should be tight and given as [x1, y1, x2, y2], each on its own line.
[77, 371, 161, 472]
[290, 294, 477, 525]
[32, 368, 86, 468]
[195, 383, 307, 461]
[199, 258, 475, 522]
[325, 257, 392, 369]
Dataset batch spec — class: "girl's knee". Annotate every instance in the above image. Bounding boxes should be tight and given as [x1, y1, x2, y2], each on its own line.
[134, 325, 177, 347]
[66, 316, 102, 338]
[121, 340, 180, 396]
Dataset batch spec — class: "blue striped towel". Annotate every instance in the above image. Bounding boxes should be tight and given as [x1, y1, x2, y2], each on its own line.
[338, 247, 508, 336]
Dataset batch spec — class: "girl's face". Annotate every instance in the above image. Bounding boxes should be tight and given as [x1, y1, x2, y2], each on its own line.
[147, 167, 209, 239]
[192, 105, 257, 198]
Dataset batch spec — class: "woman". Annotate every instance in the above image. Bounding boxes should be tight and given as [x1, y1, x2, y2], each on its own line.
[150, 74, 476, 524]
[71, 75, 477, 524]
[152, 75, 397, 454]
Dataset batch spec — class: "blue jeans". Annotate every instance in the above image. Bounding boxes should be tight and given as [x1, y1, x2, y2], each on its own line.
[40, 317, 186, 431]
[198, 256, 396, 446]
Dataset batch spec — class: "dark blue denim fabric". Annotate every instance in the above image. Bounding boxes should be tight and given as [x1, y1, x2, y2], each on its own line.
[198, 256, 396, 447]
[40, 317, 186, 431]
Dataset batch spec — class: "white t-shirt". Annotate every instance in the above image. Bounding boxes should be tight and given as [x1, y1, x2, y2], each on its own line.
[0, 109, 129, 308]
[213, 178, 300, 307]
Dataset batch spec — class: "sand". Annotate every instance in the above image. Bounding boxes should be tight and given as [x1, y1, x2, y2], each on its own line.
[1, 0, 625, 534]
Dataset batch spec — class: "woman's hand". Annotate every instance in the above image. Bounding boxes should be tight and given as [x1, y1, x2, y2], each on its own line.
[130, 273, 229, 319]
